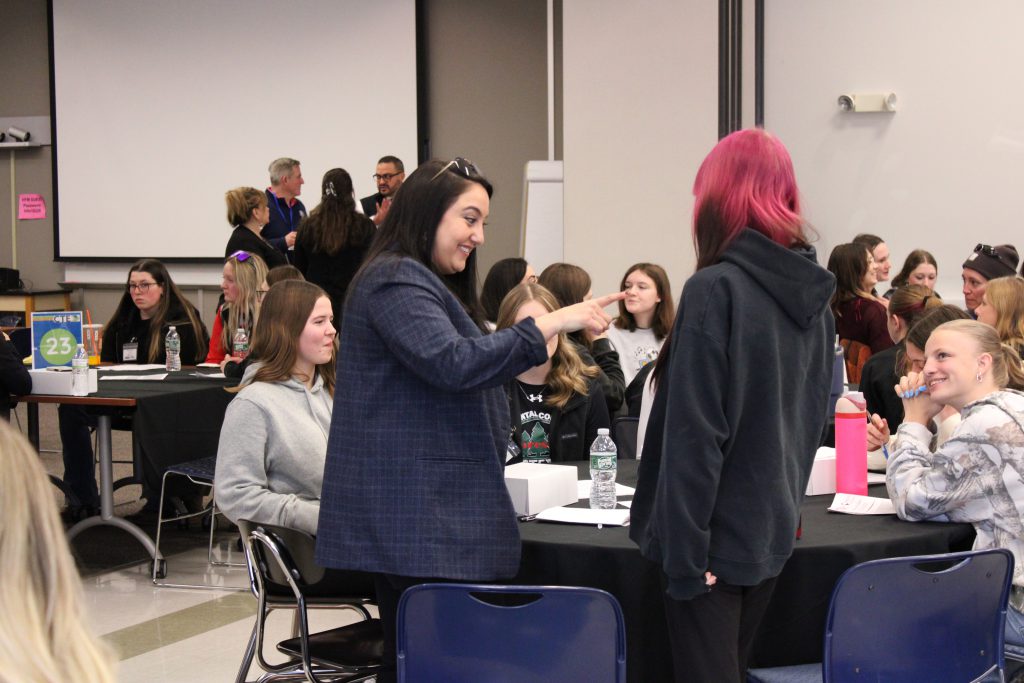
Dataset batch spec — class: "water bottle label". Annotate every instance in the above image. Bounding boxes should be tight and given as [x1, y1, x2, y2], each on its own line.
[590, 453, 616, 471]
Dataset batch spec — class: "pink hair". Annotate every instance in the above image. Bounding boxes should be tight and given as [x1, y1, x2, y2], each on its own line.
[692, 129, 805, 270]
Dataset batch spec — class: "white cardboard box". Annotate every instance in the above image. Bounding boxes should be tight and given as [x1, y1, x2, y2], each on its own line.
[504, 462, 579, 516]
[806, 447, 837, 496]
[29, 368, 98, 396]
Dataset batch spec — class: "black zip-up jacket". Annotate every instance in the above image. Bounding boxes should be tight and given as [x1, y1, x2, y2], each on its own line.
[506, 376, 610, 463]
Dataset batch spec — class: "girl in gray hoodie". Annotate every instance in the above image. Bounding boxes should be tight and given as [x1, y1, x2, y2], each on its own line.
[215, 280, 337, 535]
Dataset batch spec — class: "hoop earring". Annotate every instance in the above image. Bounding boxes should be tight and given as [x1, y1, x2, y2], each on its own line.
[977, 372, 984, 383]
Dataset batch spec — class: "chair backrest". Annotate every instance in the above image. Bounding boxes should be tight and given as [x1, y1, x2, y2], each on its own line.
[838, 338, 871, 385]
[237, 519, 325, 595]
[397, 583, 626, 683]
[823, 548, 1012, 683]
[612, 416, 639, 460]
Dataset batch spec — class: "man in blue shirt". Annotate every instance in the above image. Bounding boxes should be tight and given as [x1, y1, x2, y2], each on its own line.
[264, 157, 307, 257]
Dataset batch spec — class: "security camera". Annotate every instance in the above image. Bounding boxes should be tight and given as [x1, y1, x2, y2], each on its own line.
[837, 95, 854, 112]
[6, 127, 30, 142]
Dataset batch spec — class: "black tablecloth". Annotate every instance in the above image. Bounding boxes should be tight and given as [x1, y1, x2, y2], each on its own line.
[514, 460, 976, 682]
[89, 369, 237, 494]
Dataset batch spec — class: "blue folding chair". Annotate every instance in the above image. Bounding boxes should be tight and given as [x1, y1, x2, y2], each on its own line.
[747, 548, 1013, 683]
[397, 583, 626, 683]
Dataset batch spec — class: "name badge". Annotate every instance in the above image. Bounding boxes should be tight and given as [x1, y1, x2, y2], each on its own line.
[122, 342, 138, 362]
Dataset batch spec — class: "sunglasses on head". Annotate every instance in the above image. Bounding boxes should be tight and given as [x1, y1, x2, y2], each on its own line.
[229, 250, 252, 263]
[431, 157, 482, 181]
[974, 243, 1013, 268]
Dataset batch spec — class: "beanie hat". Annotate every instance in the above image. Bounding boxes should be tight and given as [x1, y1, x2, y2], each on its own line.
[962, 243, 1019, 281]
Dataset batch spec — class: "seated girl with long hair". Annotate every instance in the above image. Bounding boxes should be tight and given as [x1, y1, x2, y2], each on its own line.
[481, 257, 537, 330]
[859, 285, 943, 430]
[497, 283, 610, 463]
[974, 276, 1024, 357]
[886, 248, 939, 297]
[605, 262, 675, 385]
[539, 262, 625, 414]
[61, 259, 208, 518]
[828, 242, 894, 354]
[206, 250, 269, 367]
[215, 280, 337, 535]
[884, 320, 1024, 655]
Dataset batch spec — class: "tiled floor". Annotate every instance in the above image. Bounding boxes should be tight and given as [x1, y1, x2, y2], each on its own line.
[17, 402, 372, 682]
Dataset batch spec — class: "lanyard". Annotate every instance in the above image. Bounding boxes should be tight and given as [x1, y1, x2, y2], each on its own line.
[269, 191, 295, 231]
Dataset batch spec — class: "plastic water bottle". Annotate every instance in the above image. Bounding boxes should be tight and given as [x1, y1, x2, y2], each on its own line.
[71, 343, 89, 396]
[589, 428, 618, 509]
[835, 391, 867, 495]
[165, 326, 181, 371]
[232, 327, 249, 360]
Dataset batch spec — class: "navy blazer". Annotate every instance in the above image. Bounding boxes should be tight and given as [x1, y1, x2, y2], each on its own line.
[315, 254, 548, 580]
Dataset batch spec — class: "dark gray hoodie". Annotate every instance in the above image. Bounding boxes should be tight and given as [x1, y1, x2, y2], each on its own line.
[631, 228, 836, 599]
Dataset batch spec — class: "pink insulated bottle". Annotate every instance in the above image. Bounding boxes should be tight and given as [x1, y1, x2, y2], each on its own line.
[835, 392, 867, 495]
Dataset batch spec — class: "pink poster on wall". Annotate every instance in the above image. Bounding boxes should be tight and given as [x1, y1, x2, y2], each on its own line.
[18, 194, 46, 220]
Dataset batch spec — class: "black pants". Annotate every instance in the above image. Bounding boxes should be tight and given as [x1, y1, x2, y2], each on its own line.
[662, 575, 779, 683]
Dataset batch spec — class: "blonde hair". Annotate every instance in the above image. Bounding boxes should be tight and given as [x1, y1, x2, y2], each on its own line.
[496, 283, 598, 409]
[981, 277, 1024, 353]
[936, 319, 1024, 390]
[225, 187, 266, 226]
[0, 420, 116, 683]
[222, 253, 269, 352]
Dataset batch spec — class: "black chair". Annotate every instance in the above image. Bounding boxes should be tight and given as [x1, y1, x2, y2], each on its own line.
[235, 520, 382, 683]
[150, 455, 247, 589]
[747, 548, 1012, 683]
[612, 416, 640, 459]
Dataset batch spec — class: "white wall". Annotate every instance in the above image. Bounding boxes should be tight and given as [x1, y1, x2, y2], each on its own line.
[765, 1, 1024, 299]
[561, 0, 718, 300]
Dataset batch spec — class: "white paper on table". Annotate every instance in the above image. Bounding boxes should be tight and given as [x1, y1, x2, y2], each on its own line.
[100, 373, 168, 381]
[618, 500, 632, 509]
[867, 472, 886, 484]
[105, 364, 166, 371]
[196, 362, 221, 368]
[828, 493, 896, 515]
[576, 480, 636, 499]
[535, 506, 630, 526]
[190, 371, 227, 379]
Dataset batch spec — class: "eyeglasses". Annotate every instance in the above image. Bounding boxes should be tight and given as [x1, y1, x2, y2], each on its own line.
[431, 157, 481, 181]
[127, 281, 158, 294]
[372, 172, 402, 181]
[229, 250, 252, 262]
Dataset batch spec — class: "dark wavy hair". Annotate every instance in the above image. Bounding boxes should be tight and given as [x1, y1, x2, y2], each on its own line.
[297, 168, 374, 256]
[828, 242, 872, 314]
[481, 257, 529, 324]
[613, 263, 675, 340]
[891, 249, 938, 289]
[357, 159, 493, 328]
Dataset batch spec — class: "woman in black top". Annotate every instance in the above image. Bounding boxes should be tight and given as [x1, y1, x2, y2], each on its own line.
[60, 259, 208, 519]
[100, 259, 209, 364]
[294, 168, 375, 319]
[498, 282, 608, 463]
[224, 187, 288, 268]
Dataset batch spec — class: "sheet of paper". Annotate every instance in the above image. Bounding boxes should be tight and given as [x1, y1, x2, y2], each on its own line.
[536, 506, 630, 526]
[828, 493, 896, 515]
[105, 364, 166, 371]
[191, 371, 226, 379]
[867, 472, 886, 484]
[196, 362, 221, 368]
[576, 480, 636, 499]
[100, 373, 168, 381]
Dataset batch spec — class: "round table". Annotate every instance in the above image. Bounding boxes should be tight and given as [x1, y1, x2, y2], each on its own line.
[514, 460, 975, 683]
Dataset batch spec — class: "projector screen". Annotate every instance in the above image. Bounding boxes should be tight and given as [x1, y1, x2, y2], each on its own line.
[51, 0, 418, 260]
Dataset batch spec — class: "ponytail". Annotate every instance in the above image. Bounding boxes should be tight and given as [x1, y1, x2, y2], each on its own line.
[1000, 342, 1024, 390]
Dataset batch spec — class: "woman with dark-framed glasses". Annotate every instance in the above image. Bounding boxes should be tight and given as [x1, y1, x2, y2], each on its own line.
[60, 259, 208, 520]
[314, 158, 624, 679]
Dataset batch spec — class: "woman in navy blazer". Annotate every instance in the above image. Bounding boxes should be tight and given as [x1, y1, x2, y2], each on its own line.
[315, 158, 622, 678]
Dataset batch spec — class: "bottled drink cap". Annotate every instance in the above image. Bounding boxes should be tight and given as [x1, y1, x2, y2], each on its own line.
[169, 326, 176, 330]
[597, 428, 609, 435]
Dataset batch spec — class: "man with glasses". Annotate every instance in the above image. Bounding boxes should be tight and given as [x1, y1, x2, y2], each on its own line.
[265, 158, 307, 258]
[961, 243, 1018, 316]
[360, 155, 405, 227]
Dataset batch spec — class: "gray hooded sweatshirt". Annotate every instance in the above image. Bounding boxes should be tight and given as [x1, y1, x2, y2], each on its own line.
[215, 364, 332, 535]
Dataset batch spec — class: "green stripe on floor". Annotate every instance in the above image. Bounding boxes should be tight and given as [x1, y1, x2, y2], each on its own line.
[102, 592, 257, 660]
